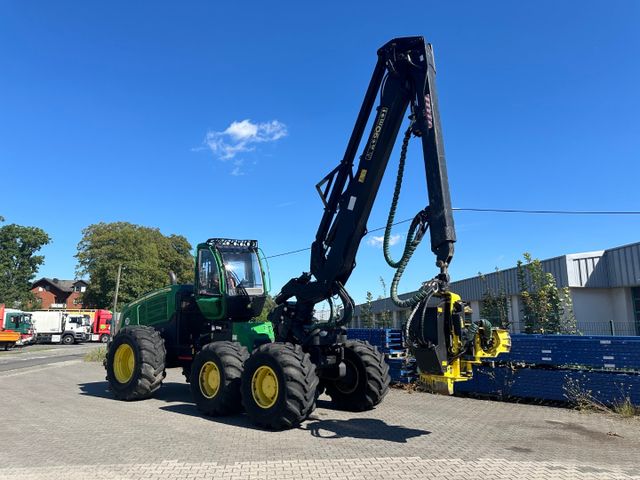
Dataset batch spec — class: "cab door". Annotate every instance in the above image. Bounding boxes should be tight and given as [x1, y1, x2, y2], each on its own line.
[194, 245, 225, 321]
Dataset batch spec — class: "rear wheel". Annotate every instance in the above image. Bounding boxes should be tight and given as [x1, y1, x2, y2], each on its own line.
[241, 343, 318, 430]
[324, 340, 390, 411]
[106, 326, 166, 400]
[190, 341, 249, 416]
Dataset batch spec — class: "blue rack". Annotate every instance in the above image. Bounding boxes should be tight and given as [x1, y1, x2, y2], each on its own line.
[495, 335, 640, 371]
[454, 364, 640, 405]
[347, 328, 415, 383]
[347, 328, 640, 404]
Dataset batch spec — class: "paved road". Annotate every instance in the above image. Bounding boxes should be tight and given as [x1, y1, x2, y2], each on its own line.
[0, 343, 99, 372]
[0, 355, 638, 479]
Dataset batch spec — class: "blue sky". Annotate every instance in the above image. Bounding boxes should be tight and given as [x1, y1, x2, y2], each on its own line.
[1, 1, 639, 304]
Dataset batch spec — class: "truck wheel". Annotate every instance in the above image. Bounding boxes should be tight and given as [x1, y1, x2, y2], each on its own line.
[190, 341, 249, 416]
[61, 334, 75, 345]
[99, 334, 110, 343]
[324, 340, 390, 411]
[241, 343, 318, 430]
[106, 326, 166, 401]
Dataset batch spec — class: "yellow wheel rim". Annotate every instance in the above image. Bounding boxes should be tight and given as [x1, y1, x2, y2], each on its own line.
[251, 365, 279, 409]
[113, 343, 135, 384]
[199, 361, 221, 399]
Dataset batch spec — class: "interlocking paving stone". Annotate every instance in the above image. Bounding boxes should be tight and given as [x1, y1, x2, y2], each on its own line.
[1, 358, 639, 479]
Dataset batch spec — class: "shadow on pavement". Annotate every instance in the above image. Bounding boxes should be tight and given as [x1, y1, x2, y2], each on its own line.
[302, 418, 430, 443]
[78, 381, 192, 403]
[159, 403, 267, 430]
[80, 382, 430, 441]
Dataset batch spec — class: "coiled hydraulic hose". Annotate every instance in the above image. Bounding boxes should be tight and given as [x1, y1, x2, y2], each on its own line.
[382, 123, 438, 308]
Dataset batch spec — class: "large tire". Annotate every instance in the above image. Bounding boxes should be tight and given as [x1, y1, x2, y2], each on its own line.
[324, 340, 390, 411]
[106, 326, 166, 401]
[61, 334, 74, 345]
[190, 341, 249, 416]
[241, 343, 319, 430]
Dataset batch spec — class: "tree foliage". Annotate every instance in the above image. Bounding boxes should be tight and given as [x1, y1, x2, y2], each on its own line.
[75, 222, 194, 309]
[517, 252, 578, 334]
[361, 291, 375, 328]
[479, 268, 511, 329]
[0, 220, 51, 308]
[255, 294, 277, 322]
[377, 276, 392, 328]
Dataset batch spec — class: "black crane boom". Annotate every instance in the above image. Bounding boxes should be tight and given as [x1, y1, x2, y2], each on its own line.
[274, 36, 455, 328]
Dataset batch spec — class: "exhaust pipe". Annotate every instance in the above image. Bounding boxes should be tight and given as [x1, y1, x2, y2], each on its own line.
[168, 271, 177, 285]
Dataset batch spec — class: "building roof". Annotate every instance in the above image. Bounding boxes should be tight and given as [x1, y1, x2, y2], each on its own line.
[354, 240, 640, 312]
[450, 241, 640, 301]
[31, 278, 88, 293]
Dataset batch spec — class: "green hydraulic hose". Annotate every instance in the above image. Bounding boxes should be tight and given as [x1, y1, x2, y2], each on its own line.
[383, 123, 437, 309]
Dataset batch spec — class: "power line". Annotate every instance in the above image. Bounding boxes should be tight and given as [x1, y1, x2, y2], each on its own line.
[264, 207, 640, 259]
[453, 207, 640, 215]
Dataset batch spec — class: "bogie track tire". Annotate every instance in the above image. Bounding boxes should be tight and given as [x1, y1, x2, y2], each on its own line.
[324, 340, 390, 411]
[241, 343, 319, 430]
[190, 341, 249, 416]
[106, 326, 166, 401]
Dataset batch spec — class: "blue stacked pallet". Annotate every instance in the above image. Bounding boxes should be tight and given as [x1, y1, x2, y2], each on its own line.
[347, 328, 415, 383]
[454, 365, 640, 405]
[346, 328, 403, 354]
[386, 357, 417, 384]
[497, 335, 640, 371]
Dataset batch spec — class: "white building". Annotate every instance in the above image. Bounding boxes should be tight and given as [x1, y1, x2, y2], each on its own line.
[353, 241, 640, 336]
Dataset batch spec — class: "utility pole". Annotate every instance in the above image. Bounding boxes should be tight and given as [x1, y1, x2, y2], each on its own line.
[112, 264, 122, 337]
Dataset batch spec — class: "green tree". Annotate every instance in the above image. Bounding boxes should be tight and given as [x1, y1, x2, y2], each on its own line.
[0, 219, 51, 308]
[517, 253, 578, 334]
[361, 291, 375, 328]
[255, 294, 277, 322]
[75, 222, 194, 309]
[378, 276, 392, 328]
[479, 268, 511, 329]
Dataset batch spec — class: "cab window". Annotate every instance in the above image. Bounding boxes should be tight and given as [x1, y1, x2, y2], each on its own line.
[198, 248, 220, 295]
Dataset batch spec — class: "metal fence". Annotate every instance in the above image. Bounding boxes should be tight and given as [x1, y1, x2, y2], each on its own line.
[509, 320, 638, 337]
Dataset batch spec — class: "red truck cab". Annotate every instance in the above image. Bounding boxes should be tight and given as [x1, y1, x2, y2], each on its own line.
[91, 309, 112, 343]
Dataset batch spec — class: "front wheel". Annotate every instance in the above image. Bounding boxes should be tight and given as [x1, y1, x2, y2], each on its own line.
[106, 326, 166, 401]
[61, 334, 75, 345]
[324, 340, 390, 411]
[99, 334, 110, 343]
[190, 341, 248, 416]
[241, 343, 318, 430]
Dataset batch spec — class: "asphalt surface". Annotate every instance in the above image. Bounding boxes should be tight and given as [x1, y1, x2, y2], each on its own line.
[1, 346, 639, 479]
[0, 343, 98, 372]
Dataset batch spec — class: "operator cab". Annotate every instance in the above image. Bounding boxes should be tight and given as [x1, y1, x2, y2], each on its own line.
[195, 238, 267, 321]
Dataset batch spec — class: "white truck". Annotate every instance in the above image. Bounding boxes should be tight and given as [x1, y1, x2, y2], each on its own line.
[30, 311, 91, 345]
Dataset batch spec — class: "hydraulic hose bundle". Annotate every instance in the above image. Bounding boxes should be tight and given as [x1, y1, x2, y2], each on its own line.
[382, 121, 440, 309]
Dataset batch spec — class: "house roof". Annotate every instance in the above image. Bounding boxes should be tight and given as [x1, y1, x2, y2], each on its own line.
[31, 278, 88, 293]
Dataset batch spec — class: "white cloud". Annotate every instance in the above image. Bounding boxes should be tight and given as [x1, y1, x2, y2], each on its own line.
[366, 234, 401, 248]
[204, 119, 287, 162]
[230, 159, 245, 176]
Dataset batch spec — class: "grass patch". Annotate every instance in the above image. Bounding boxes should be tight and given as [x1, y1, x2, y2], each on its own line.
[612, 398, 639, 418]
[564, 377, 639, 418]
[84, 346, 107, 363]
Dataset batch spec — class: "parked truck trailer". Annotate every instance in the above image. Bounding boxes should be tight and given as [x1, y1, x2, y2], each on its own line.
[0, 304, 21, 350]
[3, 307, 36, 345]
[30, 311, 90, 345]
